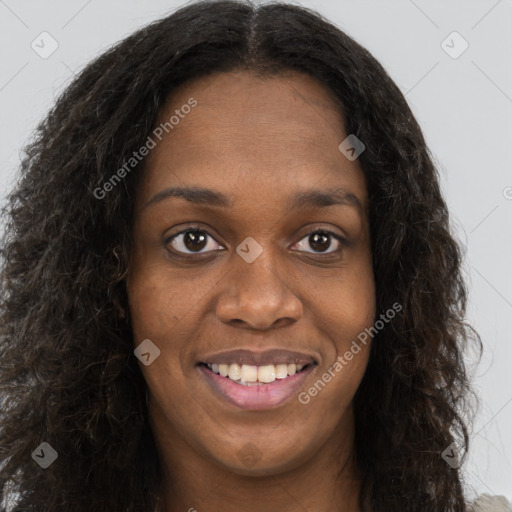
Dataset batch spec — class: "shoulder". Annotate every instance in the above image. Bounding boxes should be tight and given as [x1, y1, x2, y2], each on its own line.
[468, 494, 512, 512]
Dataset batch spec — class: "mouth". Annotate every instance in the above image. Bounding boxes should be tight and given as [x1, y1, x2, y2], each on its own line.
[197, 360, 317, 410]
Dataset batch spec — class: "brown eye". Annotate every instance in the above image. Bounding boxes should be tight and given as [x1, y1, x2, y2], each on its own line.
[293, 229, 345, 254]
[166, 228, 224, 255]
[181, 230, 207, 252]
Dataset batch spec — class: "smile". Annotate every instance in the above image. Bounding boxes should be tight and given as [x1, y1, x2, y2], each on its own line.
[205, 362, 307, 384]
[198, 362, 317, 410]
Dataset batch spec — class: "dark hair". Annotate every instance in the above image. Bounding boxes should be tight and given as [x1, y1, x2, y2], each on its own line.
[0, 1, 481, 510]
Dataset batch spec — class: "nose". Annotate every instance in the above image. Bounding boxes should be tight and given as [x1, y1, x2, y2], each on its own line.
[215, 245, 303, 331]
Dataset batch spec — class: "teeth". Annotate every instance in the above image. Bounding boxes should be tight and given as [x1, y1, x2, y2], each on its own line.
[228, 363, 241, 380]
[206, 362, 309, 383]
[240, 364, 258, 382]
[258, 365, 275, 383]
[275, 364, 288, 379]
[238, 379, 263, 386]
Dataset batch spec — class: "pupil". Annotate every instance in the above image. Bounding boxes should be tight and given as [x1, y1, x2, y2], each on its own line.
[184, 230, 207, 252]
[310, 232, 329, 252]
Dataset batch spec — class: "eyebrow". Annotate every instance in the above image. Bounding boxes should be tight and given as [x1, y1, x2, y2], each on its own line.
[144, 185, 364, 216]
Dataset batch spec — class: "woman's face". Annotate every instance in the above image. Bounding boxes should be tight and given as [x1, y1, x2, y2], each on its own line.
[127, 70, 376, 476]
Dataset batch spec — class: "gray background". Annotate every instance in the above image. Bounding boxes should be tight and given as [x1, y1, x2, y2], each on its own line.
[0, 0, 511, 503]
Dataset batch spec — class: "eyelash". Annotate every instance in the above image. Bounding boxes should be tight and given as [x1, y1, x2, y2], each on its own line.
[164, 224, 348, 260]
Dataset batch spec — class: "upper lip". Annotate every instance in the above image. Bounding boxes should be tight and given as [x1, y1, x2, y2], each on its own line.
[198, 348, 317, 366]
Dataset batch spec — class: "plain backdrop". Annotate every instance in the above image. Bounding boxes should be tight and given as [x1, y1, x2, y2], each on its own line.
[0, 0, 511, 503]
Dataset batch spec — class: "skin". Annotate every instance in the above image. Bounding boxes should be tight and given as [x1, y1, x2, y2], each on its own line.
[127, 70, 376, 512]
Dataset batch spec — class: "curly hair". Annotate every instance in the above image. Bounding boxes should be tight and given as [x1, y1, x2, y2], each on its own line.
[0, 1, 482, 510]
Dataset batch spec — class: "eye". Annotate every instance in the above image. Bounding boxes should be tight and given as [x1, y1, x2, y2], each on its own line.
[292, 228, 346, 255]
[165, 226, 224, 256]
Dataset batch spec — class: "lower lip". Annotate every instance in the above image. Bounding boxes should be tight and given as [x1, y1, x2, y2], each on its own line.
[198, 364, 316, 410]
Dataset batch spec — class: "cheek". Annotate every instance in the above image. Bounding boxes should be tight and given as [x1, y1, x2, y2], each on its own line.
[126, 232, 199, 342]
[304, 259, 375, 399]
[129, 283, 177, 343]
[127, 276, 193, 424]
[300, 288, 374, 414]
[127, 264, 201, 344]
[127, 265, 206, 390]
[311, 260, 376, 347]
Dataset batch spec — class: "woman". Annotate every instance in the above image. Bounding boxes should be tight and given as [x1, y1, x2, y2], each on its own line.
[0, 0, 508, 510]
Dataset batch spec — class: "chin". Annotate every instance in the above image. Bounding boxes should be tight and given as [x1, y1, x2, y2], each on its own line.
[211, 441, 311, 477]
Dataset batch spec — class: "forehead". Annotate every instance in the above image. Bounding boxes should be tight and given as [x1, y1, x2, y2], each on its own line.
[137, 70, 367, 212]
